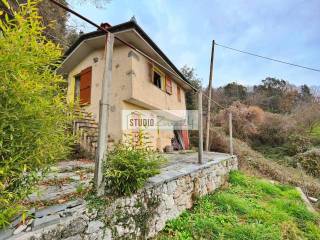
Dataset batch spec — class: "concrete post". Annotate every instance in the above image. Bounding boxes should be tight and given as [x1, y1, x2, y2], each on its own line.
[94, 32, 114, 196]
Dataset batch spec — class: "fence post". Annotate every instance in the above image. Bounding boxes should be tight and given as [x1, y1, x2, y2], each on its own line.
[198, 90, 203, 164]
[229, 112, 233, 155]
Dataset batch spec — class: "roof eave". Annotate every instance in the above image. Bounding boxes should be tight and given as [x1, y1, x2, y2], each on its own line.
[62, 21, 196, 91]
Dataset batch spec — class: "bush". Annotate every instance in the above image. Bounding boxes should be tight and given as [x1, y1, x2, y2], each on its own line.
[292, 103, 320, 133]
[215, 102, 265, 142]
[208, 128, 320, 197]
[208, 127, 230, 153]
[295, 149, 320, 178]
[104, 143, 166, 196]
[285, 134, 312, 156]
[0, 1, 74, 227]
[255, 112, 296, 146]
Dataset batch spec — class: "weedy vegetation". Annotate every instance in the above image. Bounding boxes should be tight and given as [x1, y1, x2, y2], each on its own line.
[157, 171, 320, 240]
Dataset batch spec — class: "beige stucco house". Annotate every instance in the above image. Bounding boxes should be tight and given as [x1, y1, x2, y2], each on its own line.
[59, 20, 195, 152]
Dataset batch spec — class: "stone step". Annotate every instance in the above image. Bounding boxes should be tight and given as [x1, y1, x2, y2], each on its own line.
[41, 172, 94, 185]
[55, 160, 95, 173]
[75, 114, 94, 120]
[74, 120, 97, 126]
[75, 123, 98, 130]
[1, 199, 86, 239]
[78, 125, 98, 131]
[27, 179, 92, 203]
[74, 117, 97, 123]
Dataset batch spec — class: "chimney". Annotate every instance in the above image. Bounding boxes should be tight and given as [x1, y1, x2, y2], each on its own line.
[99, 22, 112, 30]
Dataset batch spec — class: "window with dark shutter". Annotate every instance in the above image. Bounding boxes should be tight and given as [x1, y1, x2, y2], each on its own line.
[79, 66, 92, 105]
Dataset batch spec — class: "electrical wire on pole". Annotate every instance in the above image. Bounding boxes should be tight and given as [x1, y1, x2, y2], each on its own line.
[215, 42, 320, 73]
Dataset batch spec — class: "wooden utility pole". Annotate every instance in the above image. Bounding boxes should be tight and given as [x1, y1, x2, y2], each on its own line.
[229, 112, 233, 155]
[205, 40, 215, 151]
[94, 32, 114, 196]
[198, 90, 203, 164]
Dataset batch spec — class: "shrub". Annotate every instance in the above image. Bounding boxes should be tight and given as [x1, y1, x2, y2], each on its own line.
[104, 143, 166, 196]
[292, 103, 320, 133]
[208, 127, 230, 153]
[255, 112, 296, 146]
[285, 134, 312, 156]
[208, 128, 320, 197]
[295, 149, 320, 178]
[215, 102, 265, 142]
[0, 1, 74, 227]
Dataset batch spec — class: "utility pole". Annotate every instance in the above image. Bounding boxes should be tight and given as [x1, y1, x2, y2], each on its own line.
[198, 90, 203, 164]
[229, 112, 233, 155]
[205, 40, 215, 151]
[94, 32, 114, 196]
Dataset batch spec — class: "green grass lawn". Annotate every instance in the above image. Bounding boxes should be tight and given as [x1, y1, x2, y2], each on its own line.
[157, 171, 320, 240]
[311, 123, 320, 140]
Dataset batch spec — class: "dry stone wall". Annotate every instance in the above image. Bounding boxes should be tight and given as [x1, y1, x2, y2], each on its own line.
[3, 156, 237, 240]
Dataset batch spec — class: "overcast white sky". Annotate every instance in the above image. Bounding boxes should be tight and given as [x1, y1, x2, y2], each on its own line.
[69, 0, 320, 87]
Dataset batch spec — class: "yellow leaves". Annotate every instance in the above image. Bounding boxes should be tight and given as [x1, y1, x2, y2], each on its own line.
[1, 0, 74, 227]
[1, 0, 10, 10]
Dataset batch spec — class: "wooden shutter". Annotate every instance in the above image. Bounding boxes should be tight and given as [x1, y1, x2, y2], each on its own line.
[165, 76, 172, 94]
[181, 130, 190, 150]
[80, 66, 92, 105]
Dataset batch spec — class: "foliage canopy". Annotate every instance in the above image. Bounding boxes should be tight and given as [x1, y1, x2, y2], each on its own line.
[0, 0, 74, 227]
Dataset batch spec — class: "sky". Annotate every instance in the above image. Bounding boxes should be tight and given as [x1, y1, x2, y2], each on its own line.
[68, 0, 320, 87]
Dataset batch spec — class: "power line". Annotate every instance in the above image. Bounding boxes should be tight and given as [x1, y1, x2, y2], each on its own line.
[215, 42, 320, 73]
[48, 0, 227, 110]
[48, 0, 199, 91]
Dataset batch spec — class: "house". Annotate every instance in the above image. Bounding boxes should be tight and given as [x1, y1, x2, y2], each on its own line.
[59, 20, 195, 153]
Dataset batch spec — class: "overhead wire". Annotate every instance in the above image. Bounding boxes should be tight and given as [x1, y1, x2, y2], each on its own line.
[215, 42, 320, 73]
[47, 0, 232, 110]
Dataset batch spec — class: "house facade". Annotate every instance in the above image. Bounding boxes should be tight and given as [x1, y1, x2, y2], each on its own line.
[59, 20, 194, 152]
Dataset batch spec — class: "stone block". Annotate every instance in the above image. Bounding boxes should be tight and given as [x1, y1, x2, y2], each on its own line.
[32, 214, 60, 231]
[103, 228, 112, 240]
[67, 199, 85, 208]
[35, 204, 68, 218]
[65, 235, 82, 240]
[13, 224, 27, 235]
[62, 217, 87, 238]
[0, 228, 13, 240]
[86, 220, 104, 234]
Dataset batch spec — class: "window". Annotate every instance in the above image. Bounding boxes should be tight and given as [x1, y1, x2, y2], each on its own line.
[149, 63, 173, 95]
[153, 70, 162, 89]
[166, 76, 172, 94]
[79, 66, 92, 105]
[177, 86, 181, 102]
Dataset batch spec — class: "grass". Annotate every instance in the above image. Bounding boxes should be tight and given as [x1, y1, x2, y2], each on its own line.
[311, 123, 320, 146]
[157, 171, 320, 240]
[311, 123, 320, 137]
[253, 145, 293, 165]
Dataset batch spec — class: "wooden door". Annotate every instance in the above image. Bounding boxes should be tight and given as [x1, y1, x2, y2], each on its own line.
[79, 67, 92, 105]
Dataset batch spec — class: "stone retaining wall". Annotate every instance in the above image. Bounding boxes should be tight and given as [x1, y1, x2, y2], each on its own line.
[5, 156, 237, 240]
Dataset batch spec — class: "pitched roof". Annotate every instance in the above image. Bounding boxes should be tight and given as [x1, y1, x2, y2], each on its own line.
[63, 20, 193, 89]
